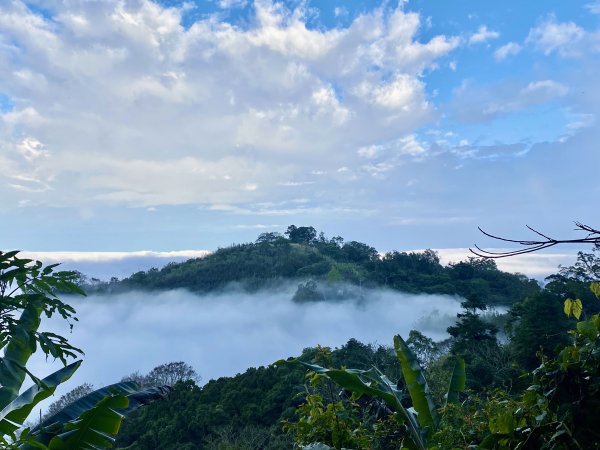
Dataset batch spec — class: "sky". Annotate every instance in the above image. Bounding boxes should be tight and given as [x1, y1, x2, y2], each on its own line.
[1, 0, 600, 271]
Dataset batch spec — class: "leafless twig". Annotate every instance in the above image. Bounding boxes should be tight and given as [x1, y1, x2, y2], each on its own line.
[470, 222, 600, 258]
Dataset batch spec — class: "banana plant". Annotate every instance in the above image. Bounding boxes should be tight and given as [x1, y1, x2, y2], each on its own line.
[287, 334, 465, 450]
[0, 251, 169, 449]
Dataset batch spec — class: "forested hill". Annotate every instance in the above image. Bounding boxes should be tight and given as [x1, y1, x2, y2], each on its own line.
[83, 225, 540, 306]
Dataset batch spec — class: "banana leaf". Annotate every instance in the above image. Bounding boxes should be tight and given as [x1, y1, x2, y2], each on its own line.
[393, 335, 438, 430]
[297, 362, 427, 450]
[445, 357, 466, 407]
[29, 381, 170, 448]
[0, 361, 81, 436]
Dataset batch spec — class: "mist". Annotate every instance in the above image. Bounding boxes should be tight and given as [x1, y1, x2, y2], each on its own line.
[29, 286, 463, 407]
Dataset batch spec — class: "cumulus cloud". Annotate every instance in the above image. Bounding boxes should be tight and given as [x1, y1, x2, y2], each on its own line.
[0, 0, 459, 210]
[494, 42, 522, 60]
[469, 25, 500, 44]
[526, 16, 592, 57]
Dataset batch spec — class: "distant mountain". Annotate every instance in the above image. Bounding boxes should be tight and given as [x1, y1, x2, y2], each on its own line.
[81, 226, 540, 306]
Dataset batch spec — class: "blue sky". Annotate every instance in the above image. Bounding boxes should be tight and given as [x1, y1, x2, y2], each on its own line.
[1, 0, 599, 272]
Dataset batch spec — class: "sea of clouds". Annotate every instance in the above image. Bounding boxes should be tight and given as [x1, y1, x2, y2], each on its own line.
[27, 286, 464, 412]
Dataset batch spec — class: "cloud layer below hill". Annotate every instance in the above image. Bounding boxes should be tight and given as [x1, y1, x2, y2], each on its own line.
[29, 287, 464, 404]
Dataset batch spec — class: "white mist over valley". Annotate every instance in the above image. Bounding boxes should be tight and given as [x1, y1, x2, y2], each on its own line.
[30, 286, 463, 395]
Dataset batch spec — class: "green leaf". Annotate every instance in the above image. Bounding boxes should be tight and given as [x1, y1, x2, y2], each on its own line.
[46, 394, 128, 450]
[591, 282, 600, 299]
[31, 382, 170, 447]
[0, 361, 81, 435]
[489, 410, 515, 435]
[564, 298, 582, 319]
[393, 335, 438, 430]
[0, 301, 44, 410]
[296, 361, 427, 450]
[577, 320, 598, 340]
[445, 357, 466, 407]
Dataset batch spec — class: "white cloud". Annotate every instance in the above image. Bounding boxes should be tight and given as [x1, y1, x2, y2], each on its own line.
[585, 1, 600, 14]
[32, 288, 462, 395]
[432, 248, 576, 278]
[526, 17, 586, 57]
[218, 0, 248, 9]
[494, 42, 522, 60]
[19, 250, 211, 263]
[452, 79, 569, 122]
[483, 80, 568, 115]
[0, 1, 459, 209]
[469, 25, 500, 44]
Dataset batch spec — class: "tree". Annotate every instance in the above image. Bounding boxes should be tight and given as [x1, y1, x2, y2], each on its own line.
[145, 362, 200, 387]
[0, 250, 169, 449]
[285, 225, 317, 244]
[255, 232, 284, 244]
[406, 330, 440, 369]
[509, 291, 571, 369]
[44, 383, 95, 419]
[286, 335, 465, 450]
[447, 295, 504, 391]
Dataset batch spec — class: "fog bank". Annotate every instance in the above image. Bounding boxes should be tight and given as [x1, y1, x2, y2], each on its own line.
[29, 287, 462, 406]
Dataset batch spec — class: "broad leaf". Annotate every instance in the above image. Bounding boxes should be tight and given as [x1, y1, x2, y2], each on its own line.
[445, 357, 466, 407]
[31, 382, 170, 447]
[47, 394, 128, 450]
[0, 361, 81, 435]
[393, 335, 438, 430]
[0, 302, 44, 409]
[297, 362, 426, 450]
[564, 298, 582, 320]
[591, 282, 600, 299]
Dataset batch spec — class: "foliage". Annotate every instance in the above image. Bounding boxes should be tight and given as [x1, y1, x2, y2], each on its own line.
[115, 340, 399, 449]
[508, 291, 571, 370]
[44, 383, 95, 420]
[0, 251, 168, 449]
[81, 226, 540, 308]
[114, 363, 305, 449]
[446, 295, 512, 391]
[122, 361, 200, 387]
[481, 282, 600, 449]
[286, 335, 465, 450]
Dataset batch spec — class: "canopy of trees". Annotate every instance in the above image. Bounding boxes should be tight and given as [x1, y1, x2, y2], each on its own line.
[83, 225, 540, 307]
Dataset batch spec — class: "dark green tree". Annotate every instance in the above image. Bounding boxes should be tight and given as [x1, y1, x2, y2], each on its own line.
[509, 291, 572, 370]
[285, 225, 317, 244]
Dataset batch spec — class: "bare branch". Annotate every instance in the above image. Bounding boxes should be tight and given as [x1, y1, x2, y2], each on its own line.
[471, 222, 600, 259]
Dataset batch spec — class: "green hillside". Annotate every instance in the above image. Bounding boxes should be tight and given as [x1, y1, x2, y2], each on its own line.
[83, 225, 540, 306]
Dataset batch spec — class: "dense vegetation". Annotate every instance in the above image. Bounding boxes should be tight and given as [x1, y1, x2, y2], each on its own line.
[82, 225, 540, 307]
[110, 234, 600, 449]
[0, 251, 168, 450]
[6, 229, 600, 449]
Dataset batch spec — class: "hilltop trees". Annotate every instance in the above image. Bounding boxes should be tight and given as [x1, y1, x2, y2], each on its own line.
[285, 225, 317, 244]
